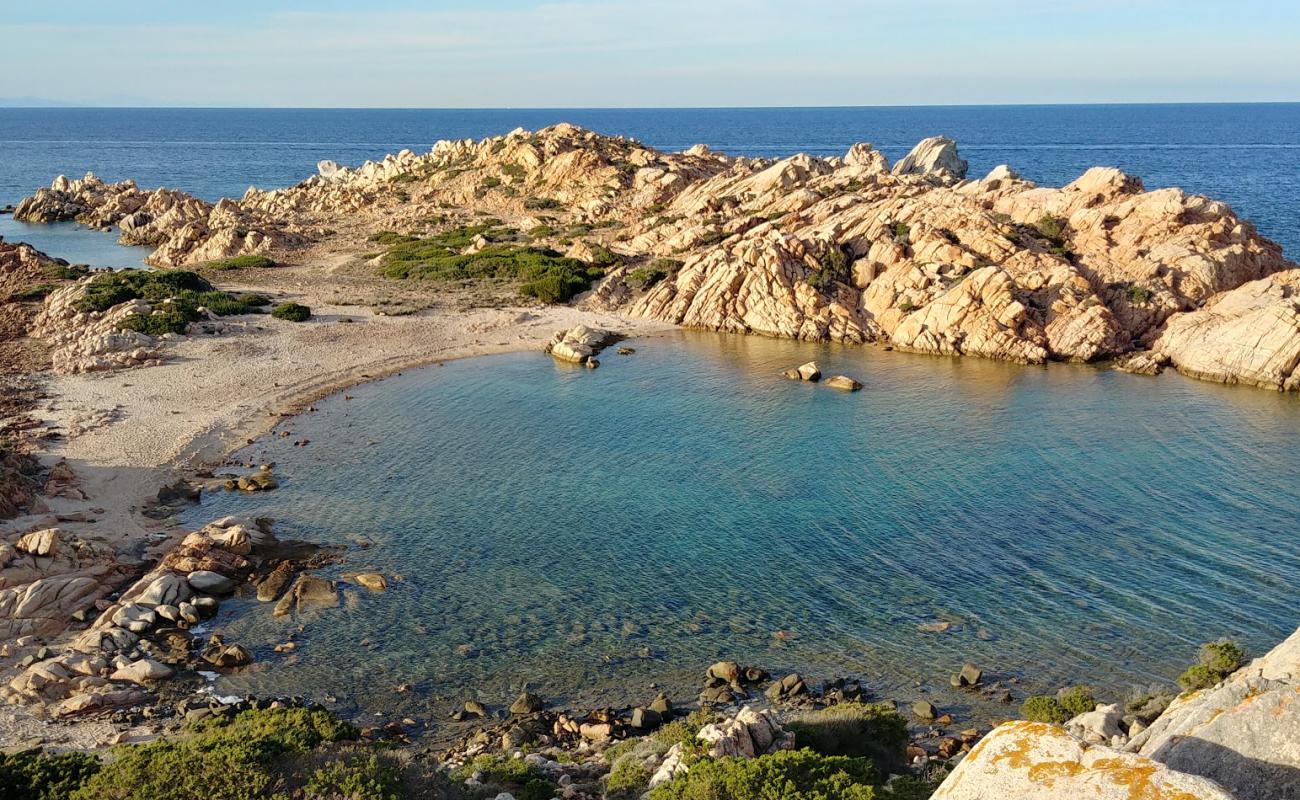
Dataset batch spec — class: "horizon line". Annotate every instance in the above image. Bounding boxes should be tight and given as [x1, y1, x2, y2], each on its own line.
[5, 100, 1300, 111]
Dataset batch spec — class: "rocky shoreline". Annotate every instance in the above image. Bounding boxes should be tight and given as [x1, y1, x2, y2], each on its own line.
[1, 124, 1298, 799]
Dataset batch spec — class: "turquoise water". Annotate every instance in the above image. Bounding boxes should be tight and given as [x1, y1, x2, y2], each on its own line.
[183, 333, 1300, 726]
[0, 216, 150, 268]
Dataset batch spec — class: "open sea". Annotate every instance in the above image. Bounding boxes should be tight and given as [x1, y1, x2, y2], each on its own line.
[4, 105, 1298, 725]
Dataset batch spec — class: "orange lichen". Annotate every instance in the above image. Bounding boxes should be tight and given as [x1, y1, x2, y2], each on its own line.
[1091, 757, 1203, 800]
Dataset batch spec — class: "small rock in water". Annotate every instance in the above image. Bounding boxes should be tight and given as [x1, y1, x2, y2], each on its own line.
[509, 691, 544, 715]
[824, 374, 863, 392]
[353, 572, 388, 592]
[912, 700, 938, 720]
[918, 620, 951, 633]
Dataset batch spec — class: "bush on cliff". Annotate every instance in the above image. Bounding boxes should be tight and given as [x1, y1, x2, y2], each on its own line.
[647, 748, 882, 800]
[1021, 695, 1070, 724]
[786, 703, 908, 774]
[1178, 639, 1246, 693]
[272, 302, 312, 322]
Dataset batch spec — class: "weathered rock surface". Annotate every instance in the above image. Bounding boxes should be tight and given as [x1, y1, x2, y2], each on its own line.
[933, 720, 1234, 800]
[1125, 625, 1300, 800]
[545, 324, 616, 364]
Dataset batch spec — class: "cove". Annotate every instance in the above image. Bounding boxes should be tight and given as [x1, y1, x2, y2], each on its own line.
[181, 331, 1300, 727]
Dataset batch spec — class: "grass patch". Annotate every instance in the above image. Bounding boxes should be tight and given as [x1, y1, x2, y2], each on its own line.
[205, 255, 275, 271]
[502, 163, 527, 179]
[271, 302, 311, 322]
[481, 176, 502, 189]
[606, 758, 652, 798]
[1124, 283, 1153, 304]
[892, 222, 910, 243]
[13, 283, 58, 301]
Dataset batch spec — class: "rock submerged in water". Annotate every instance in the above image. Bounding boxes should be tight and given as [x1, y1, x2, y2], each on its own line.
[272, 573, 338, 617]
[783, 361, 821, 381]
[824, 375, 862, 392]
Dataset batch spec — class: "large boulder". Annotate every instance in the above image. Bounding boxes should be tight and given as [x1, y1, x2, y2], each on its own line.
[1125, 626, 1300, 800]
[933, 720, 1233, 800]
[892, 136, 968, 180]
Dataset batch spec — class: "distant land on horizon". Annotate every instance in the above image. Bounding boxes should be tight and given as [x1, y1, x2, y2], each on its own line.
[3, 99, 1300, 111]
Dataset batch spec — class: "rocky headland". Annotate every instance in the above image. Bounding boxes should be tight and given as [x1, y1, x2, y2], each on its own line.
[12, 123, 1300, 391]
[2, 124, 1299, 799]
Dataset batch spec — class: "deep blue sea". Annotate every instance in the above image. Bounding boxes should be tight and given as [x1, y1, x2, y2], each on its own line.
[5, 106, 1299, 724]
[1, 105, 1299, 265]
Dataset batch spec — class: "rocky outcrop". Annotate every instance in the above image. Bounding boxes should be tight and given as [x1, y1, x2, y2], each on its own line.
[933, 720, 1234, 800]
[31, 280, 163, 373]
[14, 125, 1296, 392]
[1124, 626, 1300, 800]
[1151, 269, 1300, 391]
[14, 173, 306, 267]
[892, 136, 968, 180]
[544, 324, 617, 365]
[2, 516, 273, 715]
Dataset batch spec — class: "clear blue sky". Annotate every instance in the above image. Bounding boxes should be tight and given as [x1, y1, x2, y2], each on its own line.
[4, 0, 1298, 107]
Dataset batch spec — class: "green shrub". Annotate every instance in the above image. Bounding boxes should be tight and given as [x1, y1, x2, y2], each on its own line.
[13, 282, 58, 301]
[1179, 639, 1246, 692]
[1021, 695, 1069, 724]
[523, 197, 563, 211]
[71, 708, 357, 800]
[1124, 283, 1152, 304]
[119, 310, 193, 336]
[452, 753, 539, 785]
[0, 750, 101, 800]
[379, 234, 602, 304]
[502, 163, 527, 179]
[205, 255, 275, 271]
[46, 264, 89, 281]
[481, 176, 502, 189]
[786, 703, 908, 773]
[606, 758, 652, 797]
[892, 222, 910, 243]
[1059, 685, 1096, 718]
[648, 748, 880, 800]
[628, 267, 667, 289]
[528, 224, 556, 239]
[272, 302, 312, 322]
[897, 299, 916, 313]
[808, 248, 851, 290]
[304, 754, 401, 800]
[1035, 215, 1066, 243]
[389, 172, 419, 184]
[369, 231, 420, 245]
[587, 244, 623, 268]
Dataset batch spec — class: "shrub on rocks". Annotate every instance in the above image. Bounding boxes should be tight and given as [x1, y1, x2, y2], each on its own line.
[1020, 695, 1070, 724]
[74, 270, 272, 336]
[605, 757, 653, 798]
[786, 702, 908, 773]
[67, 707, 360, 800]
[1177, 639, 1245, 693]
[1058, 685, 1097, 717]
[271, 302, 312, 322]
[647, 748, 880, 800]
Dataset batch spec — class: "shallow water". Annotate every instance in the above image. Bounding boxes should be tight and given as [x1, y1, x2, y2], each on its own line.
[0, 216, 149, 268]
[182, 333, 1300, 726]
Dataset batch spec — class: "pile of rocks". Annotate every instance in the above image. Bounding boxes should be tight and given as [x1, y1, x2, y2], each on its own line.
[31, 280, 164, 374]
[1, 516, 276, 717]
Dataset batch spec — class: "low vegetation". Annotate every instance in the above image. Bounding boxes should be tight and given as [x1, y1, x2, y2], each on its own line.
[76, 270, 272, 335]
[1058, 685, 1096, 718]
[647, 748, 881, 800]
[1020, 695, 1070, 724]
[205, 254, 276, 270]
[271, 302, 312, 322]
[0, 749, 100, 800]
[786, 703, 908, 773]
[376, 225, 604, 303]
[1179, 639, 1246, 693]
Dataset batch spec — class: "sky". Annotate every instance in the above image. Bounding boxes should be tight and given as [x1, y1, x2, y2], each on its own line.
[3, 0, 1299, 108]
